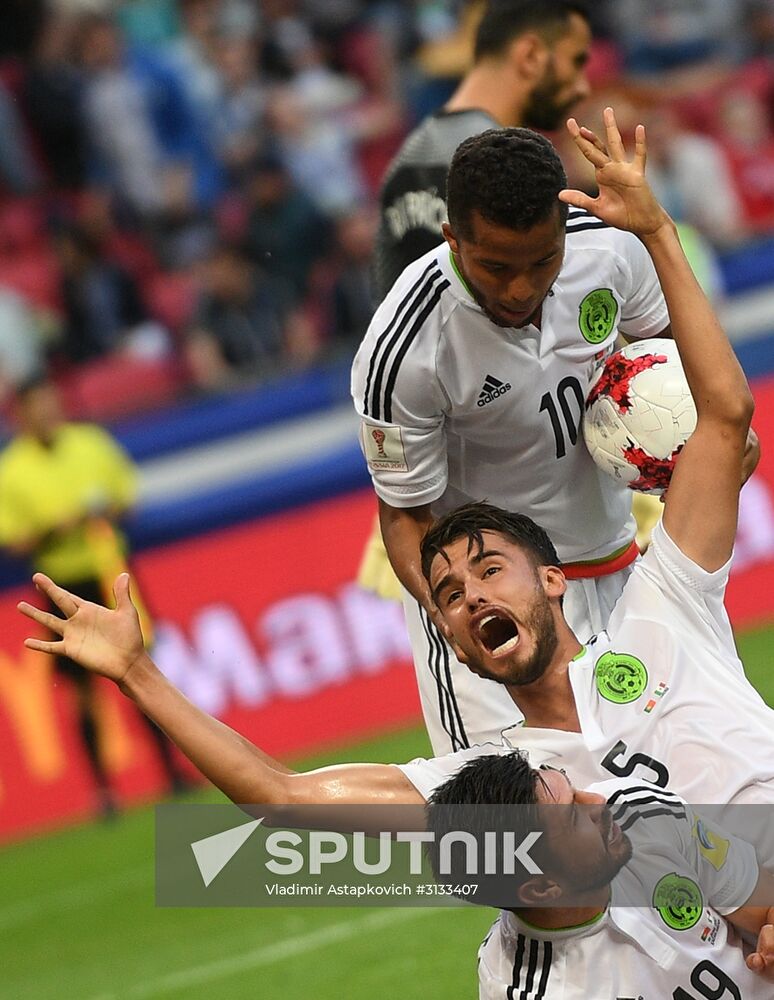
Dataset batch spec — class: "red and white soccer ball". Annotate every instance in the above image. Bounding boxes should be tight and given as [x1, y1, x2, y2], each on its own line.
[583, 338, 697, 495]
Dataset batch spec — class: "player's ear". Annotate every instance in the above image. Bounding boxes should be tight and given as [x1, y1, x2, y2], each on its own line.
[442, 222, 458, 255]
[508, 32, 550, 82]
[541, 566, 567, 601]
[517, 875, 562, 906]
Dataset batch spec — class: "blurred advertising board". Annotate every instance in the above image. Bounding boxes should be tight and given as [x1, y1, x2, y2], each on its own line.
[1, 377, 774, 840]
[0, 492, 419, 842]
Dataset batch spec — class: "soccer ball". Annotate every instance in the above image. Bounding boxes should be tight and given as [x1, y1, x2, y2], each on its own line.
[583, 339, 697, 495]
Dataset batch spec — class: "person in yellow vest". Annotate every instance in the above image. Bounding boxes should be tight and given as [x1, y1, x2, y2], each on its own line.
[0, 374, 188, 816]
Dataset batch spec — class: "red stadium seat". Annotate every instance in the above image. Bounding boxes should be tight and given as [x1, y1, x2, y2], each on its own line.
[0, 248, 61, 310]
[142, 271, 196, 336]
[0, 197, 47, 253]
[58, 354, 184, 421]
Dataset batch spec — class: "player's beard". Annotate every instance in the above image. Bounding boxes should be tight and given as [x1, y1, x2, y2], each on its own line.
[584, 839, 633, 893]
[560, 812, 634, 899]
[522, 59, 576, 132]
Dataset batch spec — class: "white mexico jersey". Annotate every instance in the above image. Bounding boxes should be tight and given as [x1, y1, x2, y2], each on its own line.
[396, 520, 774, 861]
[562, 518, 774, 808]
[351, 210, 669, 563]
[479, 781, 762, 1000]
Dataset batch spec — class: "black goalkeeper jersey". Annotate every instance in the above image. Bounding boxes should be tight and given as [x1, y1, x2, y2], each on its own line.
[372, 108, 498, 301]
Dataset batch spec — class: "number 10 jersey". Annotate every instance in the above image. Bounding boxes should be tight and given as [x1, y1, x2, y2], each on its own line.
[351, 210, 669, 563]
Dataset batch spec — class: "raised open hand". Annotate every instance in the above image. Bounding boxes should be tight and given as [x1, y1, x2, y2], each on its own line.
[18, 573, 146, 685]
[559, 107, 670, 240]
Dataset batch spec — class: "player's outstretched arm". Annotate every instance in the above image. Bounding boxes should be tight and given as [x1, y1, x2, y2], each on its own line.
[18, 574, 424, 812]
[561, 107, 753, 571]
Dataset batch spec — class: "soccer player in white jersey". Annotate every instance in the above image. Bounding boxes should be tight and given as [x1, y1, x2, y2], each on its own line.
[352, 122, 673, 755]
[16, 111, 773, 854]
[425, 752, 774, 997]
[360, 0, 592, 605]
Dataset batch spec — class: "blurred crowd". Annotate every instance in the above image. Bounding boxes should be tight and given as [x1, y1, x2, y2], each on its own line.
[0, 0, 771, 420]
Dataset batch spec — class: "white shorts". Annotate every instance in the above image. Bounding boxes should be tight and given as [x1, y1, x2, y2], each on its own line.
[402, 563, 636, 756]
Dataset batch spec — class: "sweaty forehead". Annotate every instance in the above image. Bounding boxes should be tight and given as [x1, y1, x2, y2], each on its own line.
[430, 530, 520, 580]
[536, 768, 574, 805]
[466, 209, 565, 260]
[566, 11, 592, 48]
[556, 11, 591, 47]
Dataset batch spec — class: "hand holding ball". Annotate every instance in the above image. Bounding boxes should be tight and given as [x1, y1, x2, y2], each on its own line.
[584, 339, 696, 495]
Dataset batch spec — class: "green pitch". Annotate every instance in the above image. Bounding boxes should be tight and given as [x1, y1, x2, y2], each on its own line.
[2, 624, 773, 1000]
[0, 727, 492, 1000]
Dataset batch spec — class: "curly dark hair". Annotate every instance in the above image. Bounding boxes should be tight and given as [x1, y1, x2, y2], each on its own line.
[420, 501, 560, 586]
[446, 128, 568, 240]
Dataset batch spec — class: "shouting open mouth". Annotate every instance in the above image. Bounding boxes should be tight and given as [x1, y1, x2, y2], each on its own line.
[473, 609, 520, 657]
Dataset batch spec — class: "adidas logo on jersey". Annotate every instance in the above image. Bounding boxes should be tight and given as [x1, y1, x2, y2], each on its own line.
[477, 373, 512, 407]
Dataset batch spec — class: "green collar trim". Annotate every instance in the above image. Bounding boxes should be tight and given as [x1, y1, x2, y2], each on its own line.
[449, 250, 473, 297]
[518, 908, 606, 935]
